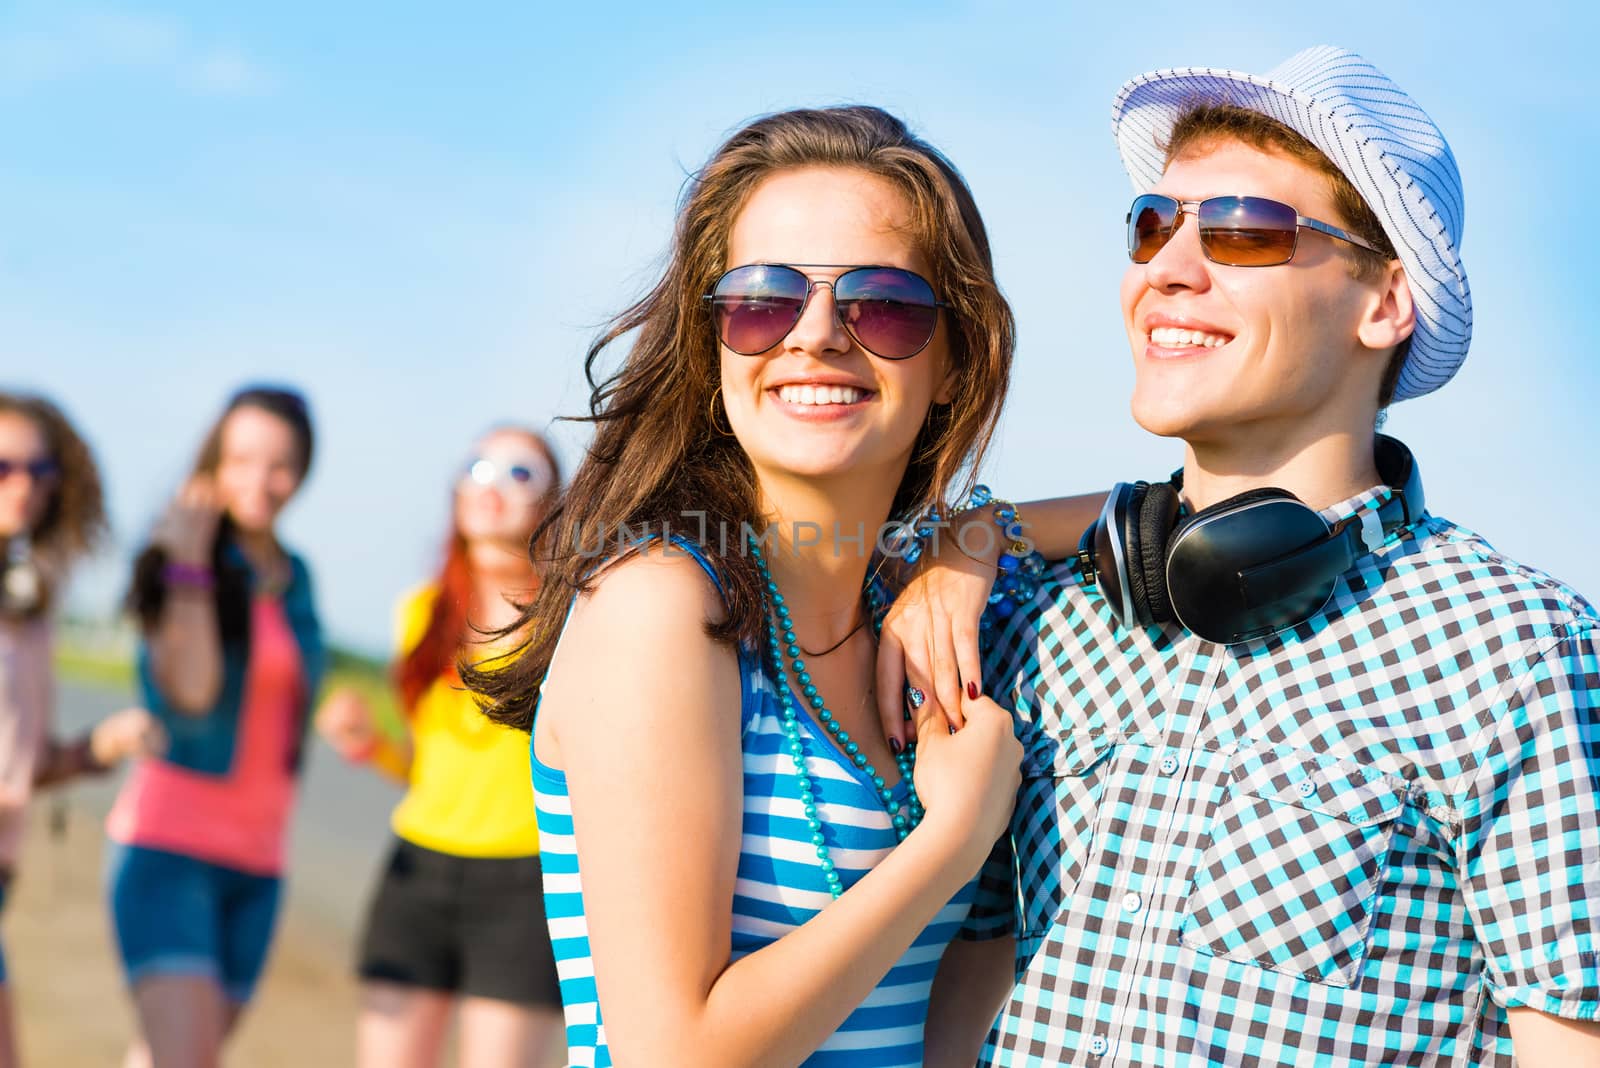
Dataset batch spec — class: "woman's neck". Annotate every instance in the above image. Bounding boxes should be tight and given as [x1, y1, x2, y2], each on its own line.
[758, 470, 896, 652]
[466, 538, 537, 633]
[232, 528, 282, 572]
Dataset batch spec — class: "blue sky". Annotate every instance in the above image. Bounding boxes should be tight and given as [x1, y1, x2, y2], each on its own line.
[5, 0, 1596, 653]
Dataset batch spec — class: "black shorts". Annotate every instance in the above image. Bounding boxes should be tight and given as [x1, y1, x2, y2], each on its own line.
[356, 838, 561, 1008]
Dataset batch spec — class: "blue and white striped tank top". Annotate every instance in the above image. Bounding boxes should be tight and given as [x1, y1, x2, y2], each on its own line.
[532, 541, 978, 1067]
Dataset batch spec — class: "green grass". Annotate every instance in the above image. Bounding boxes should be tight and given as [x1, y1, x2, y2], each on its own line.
[324, 647, 407, 739]
[53, 645, 136, 691]
[55, 640, 408, 741]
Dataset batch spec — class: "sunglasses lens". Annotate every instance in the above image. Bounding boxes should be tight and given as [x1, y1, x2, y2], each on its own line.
[0, 459, 58, 481]
[711, 265, 808, 355]
[461, 455, 550, 496]
[1128, 195, 1179, 263]
[1198, 196, 1298, 266]
[834, 268, 940, 359]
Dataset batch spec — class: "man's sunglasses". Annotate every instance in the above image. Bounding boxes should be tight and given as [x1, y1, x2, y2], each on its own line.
[705, 264, 948, 360]
[0, 457, 60, 483]
[1127, 194, 1385, 268]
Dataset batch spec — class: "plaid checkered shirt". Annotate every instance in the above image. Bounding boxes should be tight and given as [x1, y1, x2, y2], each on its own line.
[963, 484, 1600, 1066]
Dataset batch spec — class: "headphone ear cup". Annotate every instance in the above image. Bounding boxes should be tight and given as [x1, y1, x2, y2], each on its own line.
[1118, 483, 1151, 624]
[1137, 481, 1182, 624]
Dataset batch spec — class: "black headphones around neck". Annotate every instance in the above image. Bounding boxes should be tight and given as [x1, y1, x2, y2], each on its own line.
[1076, 435, 1425, 645]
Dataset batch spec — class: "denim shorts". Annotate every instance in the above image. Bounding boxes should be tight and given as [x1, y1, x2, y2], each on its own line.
[106, 843, 282, 1004]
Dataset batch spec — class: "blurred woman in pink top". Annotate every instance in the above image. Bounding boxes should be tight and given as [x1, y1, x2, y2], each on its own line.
[0, 392, 164, 1068]
[107, 386, 325, 1068]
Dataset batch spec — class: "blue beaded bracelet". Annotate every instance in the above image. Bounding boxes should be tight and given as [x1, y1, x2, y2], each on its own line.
[886, 506, 943, 566]
[896, 486, 1049, 632]
[960, 485, 1048, 632]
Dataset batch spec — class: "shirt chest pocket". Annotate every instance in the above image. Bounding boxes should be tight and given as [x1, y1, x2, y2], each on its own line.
[1014, 730, 1115, 939]
[1178, 748, 1407, 987]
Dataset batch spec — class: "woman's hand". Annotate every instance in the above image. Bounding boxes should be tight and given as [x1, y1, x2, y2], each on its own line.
[89, 707, 168, 766]
[876, 514, 1000, 749]
[875, 492, 1110, 752]
[315, 687, 379, 762]
[909, 684, 1021, 867]
[153, 476, 223, 566]
[145, 475, 231, 713]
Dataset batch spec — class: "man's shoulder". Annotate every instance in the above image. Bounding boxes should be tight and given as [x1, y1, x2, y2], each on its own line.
[1398, 513, 1599, 639]
[981, 518, 1600, 683]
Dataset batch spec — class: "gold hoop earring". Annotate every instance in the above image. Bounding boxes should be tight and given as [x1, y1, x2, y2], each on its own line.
[708, 386, 735, 438]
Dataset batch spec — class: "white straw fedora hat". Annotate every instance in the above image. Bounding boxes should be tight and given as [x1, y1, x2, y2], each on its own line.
[1111, 45, 1471, 402]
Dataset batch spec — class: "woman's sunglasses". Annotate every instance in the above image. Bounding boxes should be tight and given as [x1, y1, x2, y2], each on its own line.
[458, 454, 551, 496]
[706, 263, 947, 360]
[1127, 194, 1385, 268]
[0, 457, 60, 483]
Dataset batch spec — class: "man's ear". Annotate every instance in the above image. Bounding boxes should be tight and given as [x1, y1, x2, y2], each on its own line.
[1358, 261, 1416, 352]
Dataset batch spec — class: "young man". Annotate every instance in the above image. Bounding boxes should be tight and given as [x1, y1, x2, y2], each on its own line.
[947, 46, 1599, 1066]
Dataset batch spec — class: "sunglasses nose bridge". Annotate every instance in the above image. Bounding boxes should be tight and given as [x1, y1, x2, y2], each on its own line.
[1168, 203, 1217, 266]
[804, 275, 837, 304]
[1132, 196, 1202, 265]
[785, 277, 852, 353]
[1141, 200, 1216, 284]
[1168, 200, 1203, 242]
[0, 466, 48, 485]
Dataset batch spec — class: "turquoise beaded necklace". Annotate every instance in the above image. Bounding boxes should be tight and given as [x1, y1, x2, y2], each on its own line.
[747, 534, 923, 900]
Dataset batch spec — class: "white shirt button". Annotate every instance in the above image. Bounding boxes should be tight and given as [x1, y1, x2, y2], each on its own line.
[1298, 780, 1317, 797]
[1089, 1035, 1109, 1055]
[1121, 892, 1142, 914]
[1158, 754, 1179, 775]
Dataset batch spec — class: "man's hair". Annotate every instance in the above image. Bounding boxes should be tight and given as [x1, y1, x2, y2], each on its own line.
[1162, 103, 1409, 408]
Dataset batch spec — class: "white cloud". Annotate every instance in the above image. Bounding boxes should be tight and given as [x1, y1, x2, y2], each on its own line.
[0, 8, 275, 96]
[181, 45, 275, 95]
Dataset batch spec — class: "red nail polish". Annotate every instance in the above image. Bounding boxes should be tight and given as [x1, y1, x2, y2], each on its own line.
[966, 680, 979, 700]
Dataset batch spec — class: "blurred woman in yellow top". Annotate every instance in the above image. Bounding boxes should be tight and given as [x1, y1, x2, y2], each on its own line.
[317, 425, 563, 1068]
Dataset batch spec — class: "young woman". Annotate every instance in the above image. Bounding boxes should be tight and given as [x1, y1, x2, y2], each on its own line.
[0, 392, 165, 1068]
[108, 386, 324, 1068]
[468, 106, 1026, 1066]
[317, 425, 565, 1068]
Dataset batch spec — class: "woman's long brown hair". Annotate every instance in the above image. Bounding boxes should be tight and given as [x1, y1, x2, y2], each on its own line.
[467, 105, 1015, 732]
